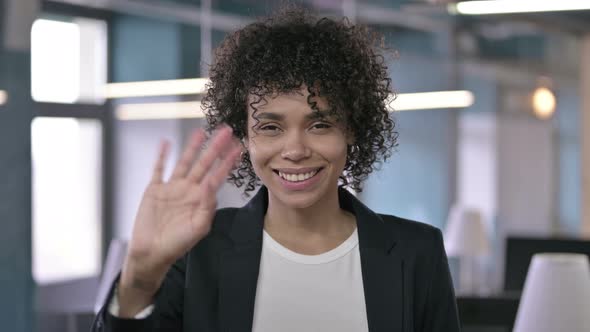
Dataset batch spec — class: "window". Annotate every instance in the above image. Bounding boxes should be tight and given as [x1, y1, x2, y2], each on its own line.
[30, 14, 109, 285]
[32, 117, 103, 284]
[31, 17, 107, 104]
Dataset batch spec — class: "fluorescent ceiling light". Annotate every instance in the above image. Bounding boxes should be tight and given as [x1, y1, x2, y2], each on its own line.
[105, 78, 209, 98]
[391, 90, 474, 111]
[0, 90, 7, 105]
[106, 78, 474, 112]
[450, 0, 590, 15]
[116, 101, 204, 120]
[115, 90, 474, 120]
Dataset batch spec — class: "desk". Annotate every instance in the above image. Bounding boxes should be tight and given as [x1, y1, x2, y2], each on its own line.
[457, 293, 520, 331]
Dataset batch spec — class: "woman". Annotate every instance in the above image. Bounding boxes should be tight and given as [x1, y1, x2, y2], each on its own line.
[93, 6, 460, 332]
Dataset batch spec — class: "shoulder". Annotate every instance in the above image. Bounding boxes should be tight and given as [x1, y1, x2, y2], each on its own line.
[190, 207, 242, 249]
[210, 207, 241, 233]
[182, 208, 241, 255]
[183, 208, 241, 270]
[377, 213, 444, 256]
[378, 213, 443, 240]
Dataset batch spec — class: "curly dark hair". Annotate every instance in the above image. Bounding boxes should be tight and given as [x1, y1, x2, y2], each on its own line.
[202, 5, 398, 195]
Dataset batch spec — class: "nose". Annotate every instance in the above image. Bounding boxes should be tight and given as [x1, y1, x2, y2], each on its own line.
[280, 131, 310, 161]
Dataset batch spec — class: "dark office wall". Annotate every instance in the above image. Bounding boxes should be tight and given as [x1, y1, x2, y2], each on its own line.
[0, 2, 34, 330]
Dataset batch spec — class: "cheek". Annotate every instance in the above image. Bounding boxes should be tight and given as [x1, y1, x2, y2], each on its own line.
[335, 145, 349, 167]
[246, 138, 277, 169]
[320, 136, 349, 160]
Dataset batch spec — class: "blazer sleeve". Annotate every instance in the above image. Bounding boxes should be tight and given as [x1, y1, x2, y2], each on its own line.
[421, 228, 461, 332]
[91, 255, 187, 332]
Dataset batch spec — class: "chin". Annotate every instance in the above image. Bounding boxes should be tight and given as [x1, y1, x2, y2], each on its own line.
[271, 189, 326, 209]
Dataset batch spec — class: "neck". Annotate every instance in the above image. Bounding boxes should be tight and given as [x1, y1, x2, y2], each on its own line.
[264, 187, 356, 241]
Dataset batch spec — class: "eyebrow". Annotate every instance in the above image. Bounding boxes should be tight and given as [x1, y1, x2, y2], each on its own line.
[254, 112, 284, 121]
[254, 110, 333, 121]
[305, 110, 332, 120]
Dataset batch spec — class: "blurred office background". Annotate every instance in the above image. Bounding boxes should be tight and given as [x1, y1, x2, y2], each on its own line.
[1, 0, 589, 331]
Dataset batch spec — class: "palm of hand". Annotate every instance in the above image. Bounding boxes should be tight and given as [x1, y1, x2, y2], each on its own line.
[126, 126, 242, 277]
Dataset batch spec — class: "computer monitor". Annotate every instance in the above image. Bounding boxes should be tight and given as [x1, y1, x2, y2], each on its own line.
[504, 236, 590, 291]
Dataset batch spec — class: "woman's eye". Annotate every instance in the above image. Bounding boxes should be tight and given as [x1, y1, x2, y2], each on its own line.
[311, 123, 332, 130]
[258, 124, 281, 132]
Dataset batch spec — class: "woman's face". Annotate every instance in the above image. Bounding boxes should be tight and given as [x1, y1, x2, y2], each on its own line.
[245, 87, 351, 209]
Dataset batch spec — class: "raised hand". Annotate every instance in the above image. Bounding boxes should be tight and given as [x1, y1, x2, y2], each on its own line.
[118, 125, 242, 317]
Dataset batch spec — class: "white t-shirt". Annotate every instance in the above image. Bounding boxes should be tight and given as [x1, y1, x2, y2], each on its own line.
[110, 227, 369, 332]
[252, 227, 369, 332]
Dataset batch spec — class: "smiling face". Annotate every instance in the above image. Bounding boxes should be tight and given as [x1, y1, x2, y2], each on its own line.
[245, 87, 352, 210]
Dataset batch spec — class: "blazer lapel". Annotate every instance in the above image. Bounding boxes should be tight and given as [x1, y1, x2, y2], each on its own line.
[342, 189, 404, 332]
[218, 188, 267, 332]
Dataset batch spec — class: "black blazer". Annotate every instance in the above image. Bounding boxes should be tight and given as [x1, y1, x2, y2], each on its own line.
[92, 186, 460, 332]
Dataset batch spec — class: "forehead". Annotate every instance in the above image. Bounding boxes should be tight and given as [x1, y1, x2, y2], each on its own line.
[246, 88, 330, 114]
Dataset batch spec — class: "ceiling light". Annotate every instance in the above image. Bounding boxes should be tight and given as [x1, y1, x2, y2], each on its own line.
[532, 87, 556, 120]
[450, 0, 590, 15]
[391, 90, 475, 111]
[110, 76, 475, 119]
[106, 78, 475, 112]
[115, 90, 474, 120]
[115, 101, 204, 120]
[105, 78, 209, 98]
[0, 90, 7, 105]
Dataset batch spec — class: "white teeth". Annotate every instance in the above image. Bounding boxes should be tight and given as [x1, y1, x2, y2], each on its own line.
[278, 170, 319, 182]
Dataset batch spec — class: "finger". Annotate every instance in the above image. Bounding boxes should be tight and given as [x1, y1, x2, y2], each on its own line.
[151, 140, 170, 184]
[186, 126, 236, 183]
[170, 129, 207, 180]
[196, 177, 218, 212]
[185, 144, 239, 213]
[203, 144, 242, 190]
